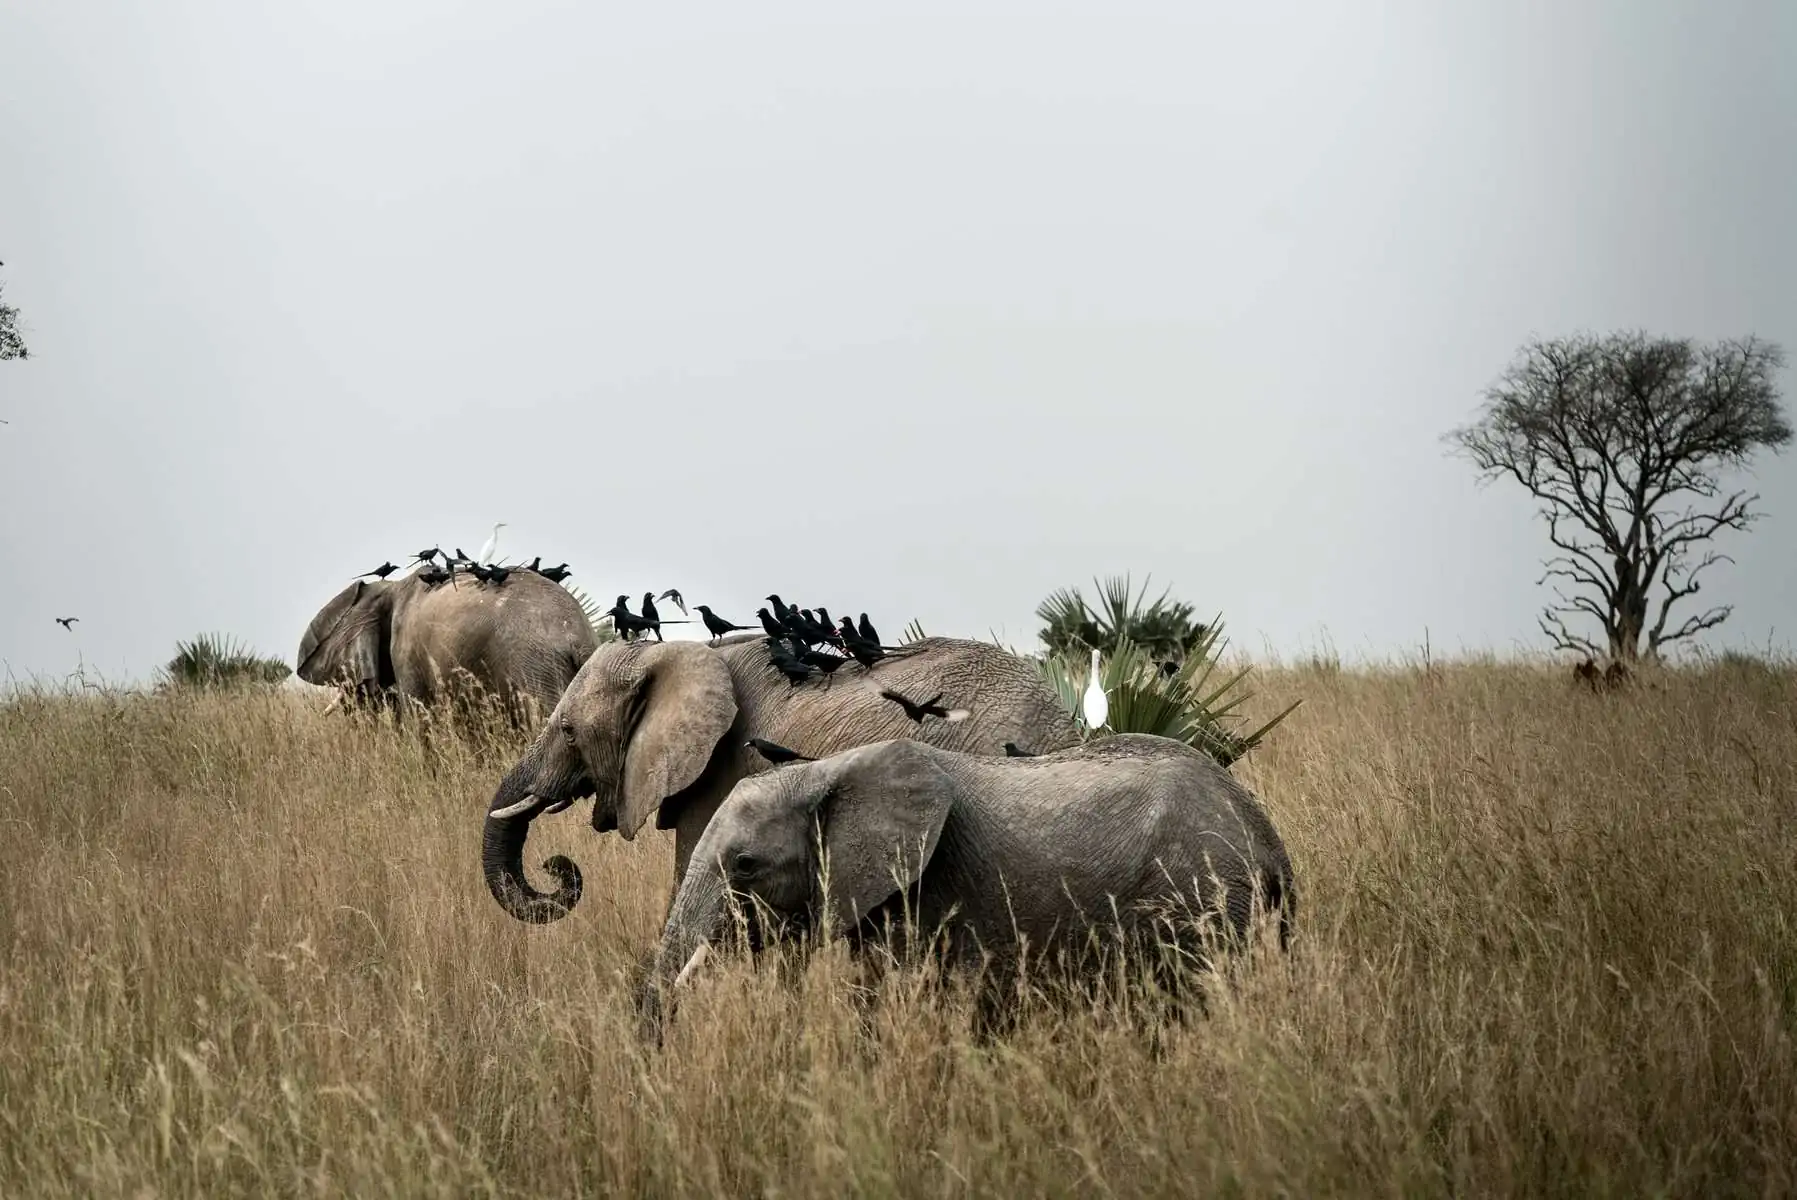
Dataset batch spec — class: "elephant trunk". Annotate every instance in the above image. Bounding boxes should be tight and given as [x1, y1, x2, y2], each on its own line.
[482, 767, 583, 923]
[636, 865, 728, 1044]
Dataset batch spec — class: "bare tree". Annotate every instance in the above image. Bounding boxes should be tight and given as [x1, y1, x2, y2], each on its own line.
[1449, 332, 1791, 662]
[0, 278, 26, 362]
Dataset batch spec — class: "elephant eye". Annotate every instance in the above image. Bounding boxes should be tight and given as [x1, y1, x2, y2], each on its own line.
[559, 719, 576, 742]
[729, 851, 760, 877]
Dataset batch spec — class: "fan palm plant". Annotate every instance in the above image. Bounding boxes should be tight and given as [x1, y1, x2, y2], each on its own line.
[159, 634, 292, 690]
[564, 584, 619, 645]
[1032, 584, 1299, 767]
[1036, 573, 1210, 664]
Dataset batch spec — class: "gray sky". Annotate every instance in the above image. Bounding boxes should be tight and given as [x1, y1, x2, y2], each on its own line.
[3, 0, 1794, 685]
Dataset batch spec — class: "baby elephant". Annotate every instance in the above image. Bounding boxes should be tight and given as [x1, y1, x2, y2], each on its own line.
[638, 733, 1296, 1040]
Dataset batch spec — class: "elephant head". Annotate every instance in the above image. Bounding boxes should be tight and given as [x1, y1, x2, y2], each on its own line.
[296, 579, 394, 695]
[637, 739, 956, 1031]
[481, 640, 739, 923]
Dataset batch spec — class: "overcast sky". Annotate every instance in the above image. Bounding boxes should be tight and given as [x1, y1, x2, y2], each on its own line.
[2, 0, 1793, 685]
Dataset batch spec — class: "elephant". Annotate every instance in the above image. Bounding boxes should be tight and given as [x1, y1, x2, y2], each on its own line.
[636, 734, 1297, 1040]
[296, 570, 598, 729]
[480, 634, 1082, 924]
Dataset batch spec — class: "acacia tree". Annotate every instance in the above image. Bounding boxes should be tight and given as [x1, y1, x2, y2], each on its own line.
[1449, 332, 1791, 662]
[0, 278, 26, 362]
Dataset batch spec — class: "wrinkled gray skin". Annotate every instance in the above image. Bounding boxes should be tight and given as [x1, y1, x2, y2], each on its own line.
[297, 571, 598, 728]
[639, 735, 1296, 1041]
[481, 635, 1081, 924]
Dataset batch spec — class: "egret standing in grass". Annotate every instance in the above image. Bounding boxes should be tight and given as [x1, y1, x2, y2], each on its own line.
[477, 522, 507, 566]
[1083, 647, 1108, 734]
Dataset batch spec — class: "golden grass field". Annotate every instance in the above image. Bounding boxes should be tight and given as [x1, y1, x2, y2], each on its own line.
[2, 656, 1794, 1197]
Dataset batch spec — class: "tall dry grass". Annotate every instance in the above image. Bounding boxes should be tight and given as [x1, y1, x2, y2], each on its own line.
[1, 658, 1794, 1197]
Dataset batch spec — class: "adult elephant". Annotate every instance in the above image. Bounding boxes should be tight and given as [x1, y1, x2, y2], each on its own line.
[481, 635, 1082, 923]
[296, 570, 598, 728]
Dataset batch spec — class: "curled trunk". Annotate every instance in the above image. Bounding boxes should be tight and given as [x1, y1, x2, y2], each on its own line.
[482, 770, 582, 923]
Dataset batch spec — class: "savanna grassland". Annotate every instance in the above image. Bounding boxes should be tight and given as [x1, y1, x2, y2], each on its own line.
[1, 657, 1794, 1198]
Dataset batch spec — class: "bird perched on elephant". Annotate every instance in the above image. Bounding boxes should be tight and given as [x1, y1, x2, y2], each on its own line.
[297, 568, 597, 729]
[636, 735, 1297, 1042]
[480, 634, 1082, 925]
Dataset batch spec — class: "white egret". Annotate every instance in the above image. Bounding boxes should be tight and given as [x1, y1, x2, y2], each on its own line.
[1082, 647, 1109, 733]
[476, 521, 507, 565]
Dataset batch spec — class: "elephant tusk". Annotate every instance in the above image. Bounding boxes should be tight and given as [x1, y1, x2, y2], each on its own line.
[673, 941, 711, 988]
[488, 794, 542, 820]
[321, 691, 343, 715]
[540, 797, 573, 816]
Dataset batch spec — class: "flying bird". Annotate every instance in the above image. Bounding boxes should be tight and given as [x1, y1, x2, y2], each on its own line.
[476, 522, 507, 565]
[747, 738, 813, 765]
[879, 689, 969, 725]
[695, 605, 750, 641]
[657, 588, 688, 616]
[54, 616, 78, 630]
[359, 561, 399, 580]
[1083, 648, 1109, 733]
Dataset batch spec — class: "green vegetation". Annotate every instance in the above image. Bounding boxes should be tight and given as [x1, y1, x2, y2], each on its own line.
[1032, 575, 1297, 765]
[157, 633, 291, 690]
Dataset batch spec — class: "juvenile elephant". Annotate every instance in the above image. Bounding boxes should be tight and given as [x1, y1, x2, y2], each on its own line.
[637, 735, 1297, 1039]
[297, 570, 597, 728]
[481, 635, 1082, 923]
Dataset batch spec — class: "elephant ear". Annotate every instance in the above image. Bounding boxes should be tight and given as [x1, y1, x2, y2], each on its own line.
[297, 581, 389, 689]
[811, 740, 957, 934]
[619, 642, 739, 840]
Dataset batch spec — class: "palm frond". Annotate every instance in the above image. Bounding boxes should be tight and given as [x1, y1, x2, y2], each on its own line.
[564, 584, 619, 643]
[159, 633, 291, 690]
[1032, 613, 1299, 767]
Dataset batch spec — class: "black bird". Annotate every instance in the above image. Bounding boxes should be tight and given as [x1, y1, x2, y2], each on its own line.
[781, 607, 820, 644]
[486, 564, 512, 584]
[657, 588, 688, 616]
[757, 607, 786, 638]
[467, 562, 494, 583]
[538, 562, 572, 583]
[417, 565, 451, 586]
[764, 638, 815, 686]
[766, 594, 794, 623]
[747, 737, 813, 765]
[695, 605, 750, 640]
[800, 649, 851, 678]
[640, 592, 667, 641]
[813, 607, 845, 647]
[54, 617, 78, 630]
[609, 596, 648, 640]
[857, 613, 882, 646]
[1003, 741, 1038, 758]
[360, 561, 399, 580]
[525, 555, 542, 572]
[413, 546, 441, 565]
[452, 548, 473, 564]
[839, 618, 885, 667]
[880, 689, 970, 724]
